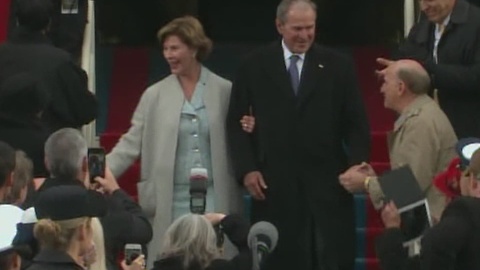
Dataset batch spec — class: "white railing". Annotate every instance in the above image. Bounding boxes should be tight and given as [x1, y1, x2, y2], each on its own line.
[404, 0, 416, 37]
[81, 0, 98, 147]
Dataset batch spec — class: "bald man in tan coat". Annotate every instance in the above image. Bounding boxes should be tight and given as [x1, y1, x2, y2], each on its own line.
[339, 59, 457, 220]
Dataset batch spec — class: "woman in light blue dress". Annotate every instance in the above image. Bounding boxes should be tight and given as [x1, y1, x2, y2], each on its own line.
[107, 16, 253, 267]
[171, 66, 215, 219]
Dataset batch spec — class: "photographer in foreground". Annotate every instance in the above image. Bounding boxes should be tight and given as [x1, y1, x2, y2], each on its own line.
[152, 213, 251, 270]
[36, 128, 152, 270]
[376, 138, 480, 270]
[29, 185, 107, 270]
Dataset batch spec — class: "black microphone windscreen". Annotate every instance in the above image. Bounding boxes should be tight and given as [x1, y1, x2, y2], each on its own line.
[247, 221, 279, 252]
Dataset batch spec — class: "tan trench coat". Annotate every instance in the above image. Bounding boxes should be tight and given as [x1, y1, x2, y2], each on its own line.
[368, 95, 457, 219]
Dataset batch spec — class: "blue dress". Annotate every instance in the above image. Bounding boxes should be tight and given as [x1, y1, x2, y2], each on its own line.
[172, 67, 215, 220]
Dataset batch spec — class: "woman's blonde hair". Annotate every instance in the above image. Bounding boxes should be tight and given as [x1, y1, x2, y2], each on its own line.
[157, 16, 212, 62]
[88, 217, 106, 270]
[34, 217, 91, 251]
[161, 214, 220, 269]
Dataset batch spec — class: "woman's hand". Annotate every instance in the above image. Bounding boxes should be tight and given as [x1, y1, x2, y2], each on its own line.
[121, 255, 145, 270]
[204, 213, 226, 225]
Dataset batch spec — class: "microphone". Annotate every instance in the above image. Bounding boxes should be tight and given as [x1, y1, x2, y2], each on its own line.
[248, 221, 279, 270]
[189, 168, 208, 214]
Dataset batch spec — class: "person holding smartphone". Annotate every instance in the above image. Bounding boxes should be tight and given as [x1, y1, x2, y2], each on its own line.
[35, 128, 152, 270]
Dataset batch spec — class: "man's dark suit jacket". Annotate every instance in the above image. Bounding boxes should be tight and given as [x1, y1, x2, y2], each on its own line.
[395, 0, 480, 138]
[227, 41, 370, 270]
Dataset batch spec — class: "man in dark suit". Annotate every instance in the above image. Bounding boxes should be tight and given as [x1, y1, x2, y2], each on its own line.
[379, 0, 480, 138]
[226, 1, 370, 269]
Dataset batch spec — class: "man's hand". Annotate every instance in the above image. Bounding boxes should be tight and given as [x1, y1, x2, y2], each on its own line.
[244, 171, 267, 200]
[94, 166, 120, 195]
[121, 255, 145, 270]
[381, 201, 401, 228]
[377, 57, 394, 68]
[375, 58, 394, 78]
[339, 162, 375, 193]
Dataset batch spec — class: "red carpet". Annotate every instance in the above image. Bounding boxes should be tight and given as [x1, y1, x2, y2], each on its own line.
[106, 47, 150, 132]
[353, 46, 395, 132]
[353, 46, 394, 268]
[0, 0, 11, 42]
[101, 47, 150, 199]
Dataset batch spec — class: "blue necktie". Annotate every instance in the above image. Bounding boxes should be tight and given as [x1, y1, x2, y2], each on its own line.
[289, 55, 300, 95]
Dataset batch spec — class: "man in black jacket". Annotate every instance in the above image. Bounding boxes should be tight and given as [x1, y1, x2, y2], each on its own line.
[0, 0, 97, 132]
[376, 138, 480, 270]
[378, 0, 480, 138]
[36, 128, 153, 270]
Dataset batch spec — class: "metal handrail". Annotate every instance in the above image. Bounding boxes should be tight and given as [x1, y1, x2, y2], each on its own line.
[81, 0, 98, 146]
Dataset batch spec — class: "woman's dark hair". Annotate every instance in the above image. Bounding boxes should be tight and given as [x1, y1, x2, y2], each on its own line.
[16, 0, 53, 32]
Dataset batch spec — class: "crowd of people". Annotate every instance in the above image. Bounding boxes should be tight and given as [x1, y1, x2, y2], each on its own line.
[1, 0, 480, 270]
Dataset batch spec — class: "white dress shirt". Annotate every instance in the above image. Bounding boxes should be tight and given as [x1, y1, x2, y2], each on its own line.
[282, 39, 305, 79]
[433, 15, 451, 63]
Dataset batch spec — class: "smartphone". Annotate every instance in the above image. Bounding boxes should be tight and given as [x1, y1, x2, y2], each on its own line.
[88, 148, 105, 182]
[125, 244, 142, 265]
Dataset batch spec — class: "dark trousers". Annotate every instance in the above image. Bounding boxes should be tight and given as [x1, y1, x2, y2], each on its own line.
[305, 213, 328, 270]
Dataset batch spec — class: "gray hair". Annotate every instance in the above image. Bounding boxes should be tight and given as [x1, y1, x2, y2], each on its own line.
[396, 67, 431, 95]
[276, 0, 317, 23]
[161, 214, 220, 269]
[44, 128, 87, 179]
